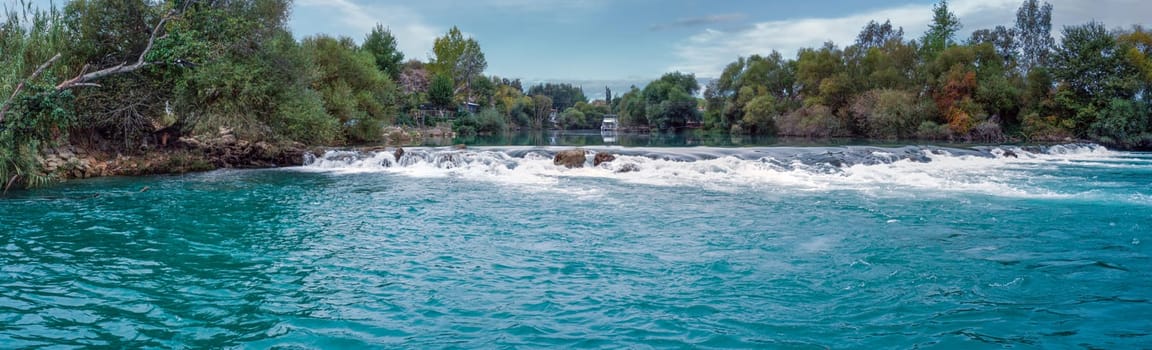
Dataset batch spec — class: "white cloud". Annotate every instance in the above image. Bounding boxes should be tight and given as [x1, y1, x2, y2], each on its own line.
[669, 0, 1152, 78]
[446, 0, 606, 11]
[293, 0, 441, 60]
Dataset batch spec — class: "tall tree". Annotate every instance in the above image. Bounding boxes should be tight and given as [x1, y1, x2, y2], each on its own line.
[362, 24, 404, 80]
[856, 20, 904, 49]
[428, 73, 455, 110]
[921, 0, 962, 61]
[968, 26, 1019, 68]
[1051, 22, 1141, 134]
[430, 26, 486, 102]
[1015, 0, 1055, 73]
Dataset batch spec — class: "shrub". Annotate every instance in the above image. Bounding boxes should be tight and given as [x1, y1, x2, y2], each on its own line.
[916, 121, 952, 140]
[1090, 98, 1151, 148]
[850, 89, 923, 139]
[776, 105, 847, 137]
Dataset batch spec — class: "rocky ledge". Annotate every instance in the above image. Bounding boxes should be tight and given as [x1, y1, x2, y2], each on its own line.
[39, 127, 311, 180]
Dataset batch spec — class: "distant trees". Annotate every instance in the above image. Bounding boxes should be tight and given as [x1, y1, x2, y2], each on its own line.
[688, 0, 1152, 149]
[526, 83, 586, 112]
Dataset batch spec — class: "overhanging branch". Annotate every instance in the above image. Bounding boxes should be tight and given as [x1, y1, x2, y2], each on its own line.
[56, 9, 177, 91]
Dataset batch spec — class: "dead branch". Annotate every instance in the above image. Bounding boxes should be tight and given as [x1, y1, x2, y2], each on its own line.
[0, 53, 62, 124]
[56, 9, 177, 91]
[2, 2, 194, 125]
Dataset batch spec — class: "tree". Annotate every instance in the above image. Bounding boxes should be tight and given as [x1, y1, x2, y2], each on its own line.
[362, 24, 404, 80]
[559, 107, 586, 130]
[1052, 22, 1142, 135]
[302, 35, 396, 143]
[641, 72, 700, 131]
[429, 26, 486, 102]
[921, 0, 962, 61]
[428, 73, 455, 111]
[968, 26, 1019, 68]
[856, 20, 904, 49]
[530, 94, 553, 129]
[1015, 0, 1055, 73]
[526, 83, 587, 111]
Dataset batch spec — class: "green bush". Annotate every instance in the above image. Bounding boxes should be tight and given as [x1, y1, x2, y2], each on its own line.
[916, 121, 952, 140]
[1090, 98, 1152, 148]
[274, 88, 338, 144]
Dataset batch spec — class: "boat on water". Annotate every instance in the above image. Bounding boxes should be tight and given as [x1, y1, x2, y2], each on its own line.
[601, 115, 619, 131]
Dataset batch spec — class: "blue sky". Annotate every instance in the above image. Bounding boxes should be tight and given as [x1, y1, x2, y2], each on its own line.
[6, 0, 1149, 89]
[289, 0, 1150, 84]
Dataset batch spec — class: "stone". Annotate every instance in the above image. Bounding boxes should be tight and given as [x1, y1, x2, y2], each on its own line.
[593, 152, 616, 166]
[615, 163, 640, 173]
[553, 149, 586, 168]
[219, 134, 237, 146]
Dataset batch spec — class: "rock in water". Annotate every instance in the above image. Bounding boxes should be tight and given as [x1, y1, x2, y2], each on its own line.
[394, 147, 405, 162]
[593, 152, 616, 166]
[1003, 150, 1018, 158]
[615, 163, 640, 173]
[553, 149, 586, 168]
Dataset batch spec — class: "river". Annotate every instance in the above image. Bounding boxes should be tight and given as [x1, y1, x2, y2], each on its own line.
[2, 139, 1150, 348]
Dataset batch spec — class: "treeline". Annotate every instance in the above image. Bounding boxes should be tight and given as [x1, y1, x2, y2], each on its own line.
[0, 0, 606, 187]
[672, 0, 1152, 149]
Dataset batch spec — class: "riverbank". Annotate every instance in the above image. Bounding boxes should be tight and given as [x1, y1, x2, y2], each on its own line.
[30, 126, 1113, 185]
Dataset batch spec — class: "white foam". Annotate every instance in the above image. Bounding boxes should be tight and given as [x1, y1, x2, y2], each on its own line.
[295, 145, 1149, 200]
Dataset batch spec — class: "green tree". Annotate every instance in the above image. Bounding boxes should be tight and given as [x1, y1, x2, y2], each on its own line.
[968, 26, 1019, 68]
[856, 20, 904, 50]
[362, 24, 404, 79]
[429, 26, 486, 102]
[641, 72, 700, 131]
[428, 73, 455, 110]
[1015, 0, 1055, 73]
[301, 35, 396, 143]
[526, 83, 587, 112]
[921, 0, 962, 61]
[1052, 22, 1142, 137]
[558, 107, 586, 130]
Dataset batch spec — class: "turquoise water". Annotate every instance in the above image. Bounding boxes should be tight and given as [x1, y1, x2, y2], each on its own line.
[2, 144, 1150, 348]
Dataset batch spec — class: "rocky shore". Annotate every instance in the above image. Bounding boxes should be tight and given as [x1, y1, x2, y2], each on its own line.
[39, 127, 313, 180]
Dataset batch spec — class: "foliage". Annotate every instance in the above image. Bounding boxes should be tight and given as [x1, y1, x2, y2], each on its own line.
[526, 83, 587, 112]
[429, 26, 487, 102]
[362, 24, 404, 80]
[1, 1, 72, 189]
[1015, 0, 1055, 72]
[849, 89, 924, 139]
[453, 107, 506, 136]
[776, 104, 846, 137]
[1089, 98, 1152, 148]
[558, 107, 586, 130]
[1051, 22, 1142, 137]
[641, 72, 700, 131]
[302, 35, 397, 143]
[921, 0, 962, 61]
[428, 73, 455, 110]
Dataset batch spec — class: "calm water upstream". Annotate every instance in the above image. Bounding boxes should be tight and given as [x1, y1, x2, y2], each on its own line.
[2, 143, 1150, 348]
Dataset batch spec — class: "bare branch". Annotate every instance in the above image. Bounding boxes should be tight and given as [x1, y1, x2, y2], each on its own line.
[0, 53, 62, 124]
[56, 9, 177, 90]
[2, 4, 187, 123]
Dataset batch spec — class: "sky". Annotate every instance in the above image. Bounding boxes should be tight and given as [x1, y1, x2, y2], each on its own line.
[288, 0, 1151, 85]
[6, 0, 1150, 93]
